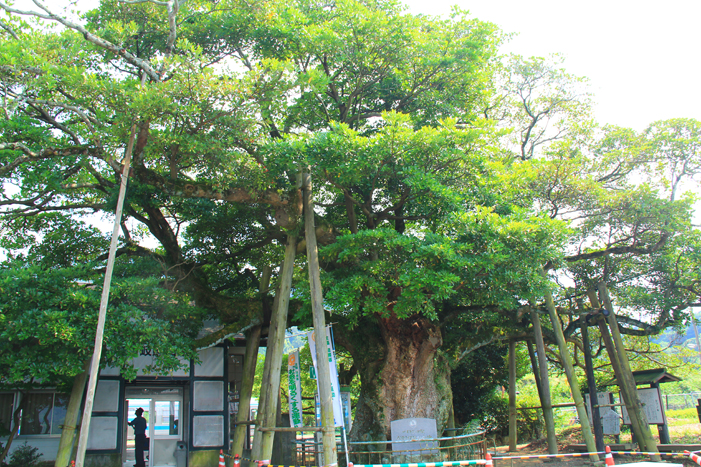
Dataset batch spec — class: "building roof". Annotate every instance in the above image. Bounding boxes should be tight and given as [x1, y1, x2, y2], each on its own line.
[601, 368, 682, 387]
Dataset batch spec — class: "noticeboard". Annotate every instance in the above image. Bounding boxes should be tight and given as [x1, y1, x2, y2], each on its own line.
[620, 387, 665, 425]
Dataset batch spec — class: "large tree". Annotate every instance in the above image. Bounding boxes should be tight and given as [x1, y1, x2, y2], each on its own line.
[0, 0, 699, 447]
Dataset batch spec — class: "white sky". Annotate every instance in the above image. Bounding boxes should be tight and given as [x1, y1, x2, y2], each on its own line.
[405, 0, 701, 132]
[14, 0, 700, 132]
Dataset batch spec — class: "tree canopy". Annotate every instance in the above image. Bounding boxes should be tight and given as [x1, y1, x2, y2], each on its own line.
[0, 0, 699, 442]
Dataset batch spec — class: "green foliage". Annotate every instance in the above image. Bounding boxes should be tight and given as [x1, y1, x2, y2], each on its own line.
[451, 344, 509, 425]
[1, 443, 42, 467]
[0, 257, 203, 389]
[1, 0, 701, 440]
[477, 392, 541, 441]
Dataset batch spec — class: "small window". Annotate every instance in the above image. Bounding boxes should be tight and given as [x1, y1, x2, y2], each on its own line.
[0, 393, 15, 435]
[19, 392, 69, 436]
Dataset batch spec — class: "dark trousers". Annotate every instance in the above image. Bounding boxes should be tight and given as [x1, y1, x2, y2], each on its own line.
[135, 433, 147, 467]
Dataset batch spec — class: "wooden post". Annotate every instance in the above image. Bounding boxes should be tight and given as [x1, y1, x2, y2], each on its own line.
[530, 309, 558, 454]
[55, 361, 90, 467]
[526, 340, 543, 406]
[303, 173, 338, 467]
[234, 267, 270, 456]
[251, 235, 297, 462]
[597, 283, 659, 459]
[651, 382, 671, 444]
[233, 324, 262, 456]
[691, 312, 701, 365]
[508, 339, 517, 452]
[74, 81, 145, 465]
[587, 290, 635, 447]
[581, 321, 604, 452]
[540, 270, 599, 461]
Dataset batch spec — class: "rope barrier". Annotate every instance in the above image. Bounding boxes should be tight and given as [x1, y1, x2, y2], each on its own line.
[492, 453, 600, 460]
[219, 451, 336, 467]
[611, 451, 686, 457]
[493, 450, 691, 461]
[349, 460, 486, 467]
[217, 446, 695, 467]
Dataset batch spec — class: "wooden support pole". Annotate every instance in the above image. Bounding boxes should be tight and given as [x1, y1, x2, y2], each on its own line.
[303, 173, 338, 467]
[540, 270, 599, 461]
[74, 79, 145, 465]
[233, 324, 262, 456]
[597, 283, 659, 459]
[581, 321, 604, 452]
[530, 309, 558, 454]
[587, 290, 635, 446]
[508, 339, 517, 452]
[251, 235, 297, 462]
[236, 267, 270, 456]
[55, 361, 90, 467]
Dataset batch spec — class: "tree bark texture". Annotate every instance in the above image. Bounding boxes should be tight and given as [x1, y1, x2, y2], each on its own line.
[340, 314, 451, 442]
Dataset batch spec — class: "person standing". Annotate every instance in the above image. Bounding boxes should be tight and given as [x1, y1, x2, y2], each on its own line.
[128, 407, 148, 467]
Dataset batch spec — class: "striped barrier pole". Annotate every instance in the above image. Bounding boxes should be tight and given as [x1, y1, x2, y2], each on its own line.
[685, 450, 701, 466]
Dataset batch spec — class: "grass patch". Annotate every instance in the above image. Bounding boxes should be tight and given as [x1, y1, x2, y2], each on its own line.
[665, 407, 699, 426]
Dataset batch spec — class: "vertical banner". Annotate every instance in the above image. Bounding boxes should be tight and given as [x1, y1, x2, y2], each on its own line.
[287, 350, 304, 428]
[307, 328, 344, 427]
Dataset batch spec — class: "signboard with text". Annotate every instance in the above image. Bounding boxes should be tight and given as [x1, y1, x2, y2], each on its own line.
[287, 350, 304, 427]
[620, 387, 665, 425]
[390, 418, 438, 454]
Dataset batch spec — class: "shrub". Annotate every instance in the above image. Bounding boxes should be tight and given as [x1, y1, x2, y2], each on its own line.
[479, 392, 542, 442]
[2, 443, 43, 467]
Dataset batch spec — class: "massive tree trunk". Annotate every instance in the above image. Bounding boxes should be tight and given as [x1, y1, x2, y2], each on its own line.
[338, 314, 451, 442]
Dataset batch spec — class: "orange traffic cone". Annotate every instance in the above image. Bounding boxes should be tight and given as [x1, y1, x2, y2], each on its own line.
[234, 454, 241, 467]
[605, 446, 615, 466]
[485, 452, 493, 467]
[685, 451, 701, 466]
[219, 450, 226, 467]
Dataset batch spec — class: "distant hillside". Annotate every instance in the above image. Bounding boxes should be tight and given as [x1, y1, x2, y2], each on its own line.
[653, 313, 701, 350]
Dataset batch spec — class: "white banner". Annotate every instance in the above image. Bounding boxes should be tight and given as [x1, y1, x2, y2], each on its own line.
[287, 350, 304, 427]
[307, 328, 343, 427]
